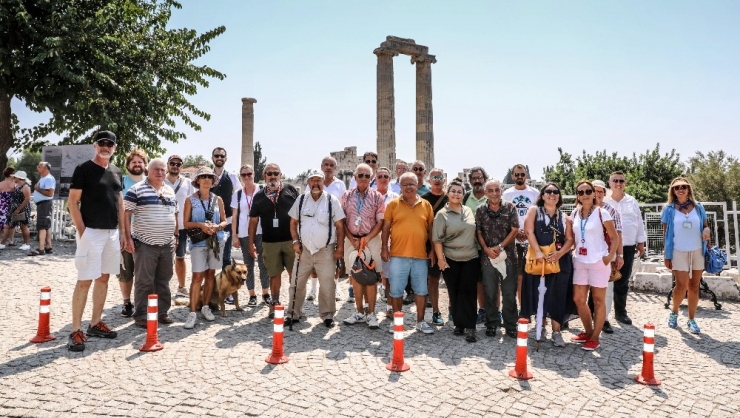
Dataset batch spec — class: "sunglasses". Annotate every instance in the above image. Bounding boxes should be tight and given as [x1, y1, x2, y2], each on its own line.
[611, 179, 625, 184]
[576, 189, 594, 196]
[198, 175, 216, 181]
[356, 173, 372, 179]
[673, 185, 689, 191]
[157, 194, 170, 206]
[240, 173, 253, 178]
[376, 174, 390, 179]
[431, 175, 444, 181]
[543, 189, 560, 195]
[412, 167, 425, 172]
[168, 162, 182, 167]
[364, 159, 377, 164]
[96, 140, 116, 148]
[513, 173, 526, 178]
[265, 171, 280, 177]
[212, 154, 226, 159]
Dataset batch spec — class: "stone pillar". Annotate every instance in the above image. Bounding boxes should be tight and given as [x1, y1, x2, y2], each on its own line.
[414, 54, 436, 170]
[241, 97, 257, 168]
[374, 47, 398, 170]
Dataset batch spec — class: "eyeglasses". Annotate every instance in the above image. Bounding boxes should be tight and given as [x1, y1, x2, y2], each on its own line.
[240, 173, 253, 178]
[611, 179, 625, 184]
[576, 189, 594, 196]
[265, 171, 280, 177]
[412, 167, 424, 172]
[431, 175, 444, 181]
[364, 159, 377, 164]
[213, 154, 226, 159]
[543, 189, 560, 195]
[356, 173, 372, 179]
[471, 176, 484, 181]
[448, 189, 464, 195]
[673, 185, 689, 191]
[513, 173, 526, 178]
[169, 162, 182, 167]
[376, 174, 390, 179]
[401, 183, 417, 188]
[96, 140, 115, 148]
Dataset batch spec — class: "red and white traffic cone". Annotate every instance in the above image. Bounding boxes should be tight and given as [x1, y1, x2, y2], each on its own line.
[635, 322, 661, 386]
[139, 295, 163, 352]
[509, 318, 533, 380]
[265, 304, 289, 364]
[30, 286, 56, 343]
[386, 312, 410, 372]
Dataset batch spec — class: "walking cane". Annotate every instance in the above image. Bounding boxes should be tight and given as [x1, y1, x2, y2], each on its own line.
[289, 247, 301, 331]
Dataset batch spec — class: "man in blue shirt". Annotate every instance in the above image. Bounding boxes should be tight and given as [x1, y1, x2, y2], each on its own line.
[29, 162, 56, 256]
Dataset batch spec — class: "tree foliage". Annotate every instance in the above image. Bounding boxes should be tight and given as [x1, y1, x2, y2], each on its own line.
[3, 151, 41, 182]
[181, 154, 213, 169]
[253, 141, 266, 183]
[0, 0, 226, 170]
[687, 151, 740, 204]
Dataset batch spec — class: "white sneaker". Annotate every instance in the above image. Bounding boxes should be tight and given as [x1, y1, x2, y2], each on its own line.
[367, 313, 379, 329]
[176, 287, 189, 298]
[335, 288, 341, 301]
[0, 244, 5, 250]
[306, 288, 316, 301]
[201, 306, 215, 321]
[416, 321, 434, 334]
[19, 244, 31, 251]
[184, 312, 197, 329]
[343, 312, 366, 325]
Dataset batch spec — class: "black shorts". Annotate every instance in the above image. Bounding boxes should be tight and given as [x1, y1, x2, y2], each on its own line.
[35, 200, 53, 230]
[516, 244, 527, 275]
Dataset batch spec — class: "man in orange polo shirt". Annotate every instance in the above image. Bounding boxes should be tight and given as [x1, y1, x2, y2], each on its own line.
[381, 172, 435, 334]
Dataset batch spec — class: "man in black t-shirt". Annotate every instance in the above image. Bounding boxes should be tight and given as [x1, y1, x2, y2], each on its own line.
[248, 163, 299, 318]
[210, 147, 240, 270]
[421, 168, 448, 326]
[66, 131, 125, 352]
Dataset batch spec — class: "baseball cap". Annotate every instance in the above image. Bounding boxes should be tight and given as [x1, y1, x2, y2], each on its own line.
[94, 131, 117, 144]
[307, 169, 323, 180]
[168, 155, 183, 163]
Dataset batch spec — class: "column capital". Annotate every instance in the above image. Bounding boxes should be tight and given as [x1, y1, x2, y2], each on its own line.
[242, 97, 257, 104]
[411, 54, 436, 65]
[373, 47, 399, 57]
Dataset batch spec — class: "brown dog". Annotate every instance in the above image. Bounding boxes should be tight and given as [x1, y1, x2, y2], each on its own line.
[196, 259, 248, 317]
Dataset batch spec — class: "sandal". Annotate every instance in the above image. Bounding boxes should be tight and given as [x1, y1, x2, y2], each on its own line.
[28, 249, 45, 256]
[44, 247, 53, 254]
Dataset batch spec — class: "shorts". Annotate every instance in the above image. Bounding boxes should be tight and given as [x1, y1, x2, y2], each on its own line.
[516, 244, 527, 275]
[75, 228, 121, 280]
[190, 240, 225, 273]
[175, 229, 188, 258]
[573, 259, 610, 288]
[262, 241, 296, 277]
[36, 200, 53, 230]
[344, 235, 383, 276]
[118, 250, 134, 282]
[671, 248, 704, 272]
[388, 257, 428, 298]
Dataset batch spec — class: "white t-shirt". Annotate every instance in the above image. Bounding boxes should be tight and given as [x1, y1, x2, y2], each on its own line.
[231, 187, 263, 238]
[571, 207, 612, 264]
[502, 185, 540, 243]
[288, 192, 346, 255]
[165, 175, 194, 230]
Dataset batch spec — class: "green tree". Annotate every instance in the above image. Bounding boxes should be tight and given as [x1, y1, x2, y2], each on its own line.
[181, 154, 213, 169]
[573, 149, 632, 186]
[253, 141, 267, 182]
[0, 0, 226, 170]
[687, 151, 740, 204]
[627, 144, 684, 203]
[14, 151, 42, 184]
[543, 147, 577, 193]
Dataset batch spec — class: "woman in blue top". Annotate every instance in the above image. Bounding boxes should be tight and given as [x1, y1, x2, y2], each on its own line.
[182, 167, 227, 329]
[661, 177, 710, 334]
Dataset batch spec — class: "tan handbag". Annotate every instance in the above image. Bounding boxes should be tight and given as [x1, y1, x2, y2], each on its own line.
[524, 229, 561, 275]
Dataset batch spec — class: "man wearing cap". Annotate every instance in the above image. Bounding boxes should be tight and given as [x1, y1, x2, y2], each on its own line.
[165, 154, 194, 299]
[248, 163, 299, 319]
[604, 171, 646, 326]
[66, 131, 124, 351]
[287, 169, 346, 328]
[28, 161, 56, 256]
[117, 149, 148, 318]
[210, 147, 240, 271]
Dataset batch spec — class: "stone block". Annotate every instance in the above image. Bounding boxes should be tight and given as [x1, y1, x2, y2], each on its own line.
[702, 275, 740, 300]
[633, 273, 673, 293]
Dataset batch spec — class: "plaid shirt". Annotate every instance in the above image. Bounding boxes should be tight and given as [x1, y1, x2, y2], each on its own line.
[475, 201, 519, 265]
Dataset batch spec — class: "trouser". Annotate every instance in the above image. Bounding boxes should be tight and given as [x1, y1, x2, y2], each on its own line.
[132, 241, 174, 320]
[287, 246, 337, 321]
[482, 262, 518, 332]
[443, 258, 480, 329]
[222, 224, 233, 268]
[238, 236, 269, 291]
[613, 245, 636, 316]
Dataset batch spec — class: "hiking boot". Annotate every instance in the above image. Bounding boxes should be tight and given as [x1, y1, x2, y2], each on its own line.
[86, 321, 117, 339]
[247, 296, 258, 307]
[431, 312, 444, 326]
[201, 306, 215, 321]
[366, 313, 379, 329]
[67, 330, 87, 352]
[582, 339, 601, 351]
[416, 321, 434, 334]
[262, 294, 272, 305]
[120, 302, 134, 318]
[603, 321, 614, 334]
[343, 312, 366, 325]
[687, 319, 701, 334]
[485, 326, 497, 337]
[668, 312, 678, 329]
[465, 328, 478, 343]
[184, 312, 196, 329]
[551, 331, 565, 347]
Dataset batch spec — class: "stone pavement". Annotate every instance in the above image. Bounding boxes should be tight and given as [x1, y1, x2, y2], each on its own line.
[1, 241, 739, 417]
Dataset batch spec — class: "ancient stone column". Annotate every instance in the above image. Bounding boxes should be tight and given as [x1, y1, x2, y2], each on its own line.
[241, 98, 257, 168]
[414, 54, 436, 170]
[374, 47, 399, 170]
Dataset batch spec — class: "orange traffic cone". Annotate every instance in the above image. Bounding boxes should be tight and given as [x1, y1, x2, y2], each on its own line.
[635, 323, 661, 385]
[139, 295, 163, 352]
[509, 318, 533, 380]
[386, 312, 410, 372]
[30, 286, 56, 343]
[265, 305, 289, 364]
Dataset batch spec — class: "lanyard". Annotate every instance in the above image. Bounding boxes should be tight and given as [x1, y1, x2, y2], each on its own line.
[265, 185, 281, 218]
[197, 191, 212, 217]
[355, 189, 367, 216]
[579, 207, 592, 244]
[243, 187, 254, 213]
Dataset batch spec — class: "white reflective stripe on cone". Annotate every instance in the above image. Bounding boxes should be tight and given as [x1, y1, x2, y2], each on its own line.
[517, 338, 527, 347]
[394, 332, 404, 340]
[39, 306, 50, 313]
[644, 328, 655, 338]
[275, 324, 284, 333]
[147, 313, 158, 321]
[517, 323, 527, 332]
[394, 316, 403, 326]
[274, 310, 284, 318]
[644, 343, 654, 353]
[148, 299, 157, 307]
[40, 292, 51, 300]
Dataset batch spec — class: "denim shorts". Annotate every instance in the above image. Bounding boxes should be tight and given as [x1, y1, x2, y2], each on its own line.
[388, 257, 428, 298]
[175, 229, 188, 258]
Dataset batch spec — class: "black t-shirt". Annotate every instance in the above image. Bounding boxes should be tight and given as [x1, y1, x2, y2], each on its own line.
[249, 183, 298, 243]
[421, 191, 448, 215]
[70, 160, 123, 229]
[212, 170, 234, 219]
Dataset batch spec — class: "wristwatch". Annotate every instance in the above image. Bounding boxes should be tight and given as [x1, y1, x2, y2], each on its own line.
[498, 244, 504, 251]
[617, 254, 624, 258]
[292, 240, 300, 245]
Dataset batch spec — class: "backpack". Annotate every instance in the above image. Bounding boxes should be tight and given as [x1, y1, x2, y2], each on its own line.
[704, 244, 727, 274]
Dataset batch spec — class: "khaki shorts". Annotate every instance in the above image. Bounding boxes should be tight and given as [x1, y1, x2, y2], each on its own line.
[263, 241, 296, 277]
[344, 235, 383, 276]
[671, 248, 704, 272]
[118, 250, 134, 282]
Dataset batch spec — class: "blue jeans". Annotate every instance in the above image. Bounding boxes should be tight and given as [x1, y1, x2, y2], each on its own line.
[222, 224, 233, 268]
[388, 257, 428, 298]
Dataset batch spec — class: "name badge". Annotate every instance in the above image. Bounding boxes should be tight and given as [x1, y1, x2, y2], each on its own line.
[273, 218, 279, 228]
[682, 221, 692, 229]
[354, 218, 361, 226]
[578, 247, 588, 255]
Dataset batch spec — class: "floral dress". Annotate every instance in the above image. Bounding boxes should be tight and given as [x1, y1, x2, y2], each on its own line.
[0, 191, 11, 229]
[10, 184, 31, 226]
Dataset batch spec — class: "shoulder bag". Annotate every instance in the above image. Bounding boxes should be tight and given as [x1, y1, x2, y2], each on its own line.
[350, 237, 380, 286]
[598, 208, 622, 282]
[186, 194, 215, 244]
[524, 212, 561, 275]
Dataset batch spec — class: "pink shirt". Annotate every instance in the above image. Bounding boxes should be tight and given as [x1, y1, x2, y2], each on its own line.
[341, 188, 385, 237]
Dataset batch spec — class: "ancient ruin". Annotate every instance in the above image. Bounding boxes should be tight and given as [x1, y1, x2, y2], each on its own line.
[374, 36, 436, 170]
[241, 97, 257, 168]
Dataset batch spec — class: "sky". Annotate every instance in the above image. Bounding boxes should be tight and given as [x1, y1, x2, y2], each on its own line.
[11, 1, 740, 179]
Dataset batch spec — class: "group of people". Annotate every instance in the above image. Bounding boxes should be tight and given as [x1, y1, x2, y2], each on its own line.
[7, 131, 710, 352]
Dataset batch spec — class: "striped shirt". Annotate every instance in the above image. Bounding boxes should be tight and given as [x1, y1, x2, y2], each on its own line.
[341, 187, 385, 237]
[124, 179, 178, 246]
